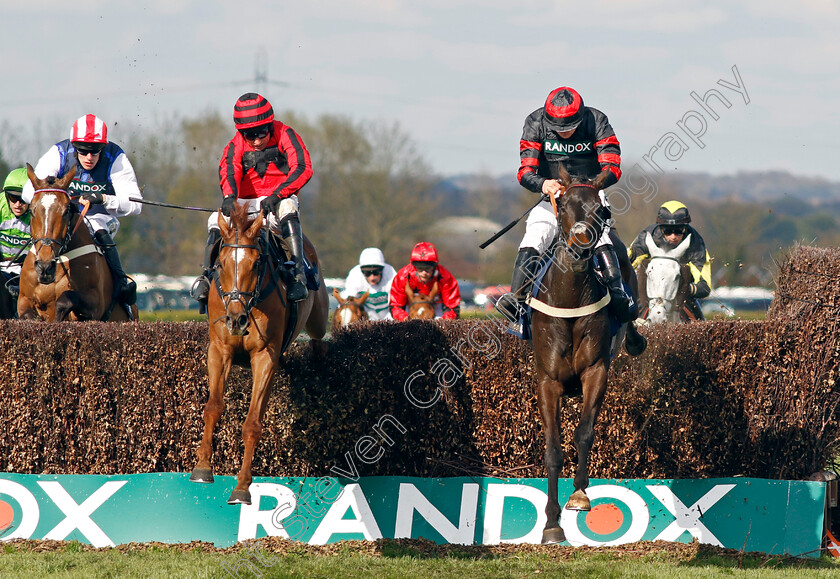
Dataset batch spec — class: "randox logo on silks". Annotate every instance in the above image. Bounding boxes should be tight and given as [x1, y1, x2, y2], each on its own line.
[544, 140, 593, 155]
[67, 180, 109, 195]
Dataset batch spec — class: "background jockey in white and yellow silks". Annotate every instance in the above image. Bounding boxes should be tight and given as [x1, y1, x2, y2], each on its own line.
[628, 200, 712, 320]
[341, 247, 397, 321]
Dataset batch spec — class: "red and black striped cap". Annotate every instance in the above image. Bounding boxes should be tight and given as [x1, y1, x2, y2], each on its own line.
[233, 93, 275, 130]
[543, 87, 584, 131]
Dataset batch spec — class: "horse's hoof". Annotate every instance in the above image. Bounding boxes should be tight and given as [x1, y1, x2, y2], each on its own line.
[227, 489, 252, 505]
[541, 527, 566, 544]
[189, 468, 215, 484]
[565, 490, 591, 511]
[624, 331, 647, 357]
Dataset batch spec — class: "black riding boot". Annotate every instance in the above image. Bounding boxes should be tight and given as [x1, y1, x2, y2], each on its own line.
[496, 247, 540, 323]
[595, 245, 634, 324]
[190, 229, 222, 305]
[282, 216, 309, 302]
[94, 230, 137, 305]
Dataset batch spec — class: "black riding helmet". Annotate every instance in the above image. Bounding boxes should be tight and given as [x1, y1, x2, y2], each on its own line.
[656, 201, 691, 225]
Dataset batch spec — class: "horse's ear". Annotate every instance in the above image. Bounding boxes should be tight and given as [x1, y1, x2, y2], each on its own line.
[332, 287, 345, 304]
[54, 166, 76, 190]
[25, 163, 40, 189]
[591, 169, 611, 191]
[405, 282, 415, 300]
[358, 291, 369, 305]
[218, 211, 231, 237]
[246, 210, 263, 239]
[429, 281, 439, 300]
[556, 162, 572, 188]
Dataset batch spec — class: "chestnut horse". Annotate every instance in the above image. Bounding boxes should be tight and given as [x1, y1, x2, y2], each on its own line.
[332, 287, 369, 330]
[528, 165, 646, 544]
[406, 281, 438, 320]
[190, 204, 329, 505]
[18, 164, 137, 321]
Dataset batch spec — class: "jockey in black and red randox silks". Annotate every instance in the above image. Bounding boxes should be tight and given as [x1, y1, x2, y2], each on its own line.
[191, 93, 314, 307]
[390, 242, 461, 320]
[496, 86, 634, 326]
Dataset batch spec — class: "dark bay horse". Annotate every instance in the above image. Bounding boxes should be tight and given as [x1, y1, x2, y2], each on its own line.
[529, 165, 646, 544]
[190, 204, 329, 505]
[18, 164, 137, 322]
[406, 281, 438, 320]
[332, 287, 369, 330]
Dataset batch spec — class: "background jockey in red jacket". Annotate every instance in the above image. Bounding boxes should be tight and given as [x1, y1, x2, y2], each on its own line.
[390, 242, 461, 320]
[191, 93, 313, 307]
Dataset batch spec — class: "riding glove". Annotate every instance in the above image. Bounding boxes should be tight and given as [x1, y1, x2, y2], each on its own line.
[221, 195, 236, 217]
[82, 192, 104, 205]
[260, 194, 281, 215]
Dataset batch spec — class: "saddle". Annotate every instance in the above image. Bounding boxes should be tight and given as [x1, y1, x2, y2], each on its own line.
[257, 231, 321, 294]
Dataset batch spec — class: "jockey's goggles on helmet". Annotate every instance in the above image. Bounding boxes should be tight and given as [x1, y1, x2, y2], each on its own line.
[240, 124, 272, 141]
[361, 267, 384, 277]
[6, 194, 25, 204]
[74, 144, 104, 156]
[412, 261, 436, 274]
[660, 225, 686, 236]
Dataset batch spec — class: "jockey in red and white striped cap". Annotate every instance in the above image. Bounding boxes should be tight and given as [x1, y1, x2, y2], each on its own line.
[21, 113, 142, 306]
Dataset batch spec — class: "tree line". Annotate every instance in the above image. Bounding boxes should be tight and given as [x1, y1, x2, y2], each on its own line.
[1, 112, 837, 287]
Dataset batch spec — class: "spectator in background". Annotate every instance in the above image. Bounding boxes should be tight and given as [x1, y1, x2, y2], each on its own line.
[0, 168, 31, 318]
[342, 247, 397, 321]
[390, 242, 460, 320]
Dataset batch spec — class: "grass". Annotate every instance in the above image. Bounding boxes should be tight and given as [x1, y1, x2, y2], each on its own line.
[0, 540, 838, 579]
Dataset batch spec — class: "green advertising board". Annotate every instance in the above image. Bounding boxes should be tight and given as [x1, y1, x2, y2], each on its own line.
[0, 474, 825, 556]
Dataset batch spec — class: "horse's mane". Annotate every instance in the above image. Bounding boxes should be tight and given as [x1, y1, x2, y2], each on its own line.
[229, 203, 259, 234]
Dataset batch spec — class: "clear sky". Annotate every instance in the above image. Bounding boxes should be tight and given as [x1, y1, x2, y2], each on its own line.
[2, 0, 838, 184]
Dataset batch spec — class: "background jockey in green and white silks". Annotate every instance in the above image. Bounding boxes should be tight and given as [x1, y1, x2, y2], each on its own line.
[500, 86, 633, 324]
[0, 168, 31, 276]
[0, 168, 32, 315]
[21, 114, 142, 305]
[628, 200, 712, 320]
[341, 247, 397, 321]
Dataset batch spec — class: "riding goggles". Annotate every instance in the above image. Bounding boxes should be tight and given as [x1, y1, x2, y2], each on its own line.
[6, 194, 25, 204]
[240, 125, 272, 140]
[74, 145, 104, 156]
[660, 225, 686, 236]
[361, 267, 384, 277]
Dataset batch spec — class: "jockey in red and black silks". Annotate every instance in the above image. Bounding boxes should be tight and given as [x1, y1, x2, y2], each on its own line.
[390, 242, 461, 320]
[497, 86, 634, 327]
[192, 93, 314, 307]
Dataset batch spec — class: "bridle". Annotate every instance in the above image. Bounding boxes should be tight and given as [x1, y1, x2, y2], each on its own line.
[30, 188, 82, 263]
[555, 182, 604, 269]
[214, 228, 265, 317]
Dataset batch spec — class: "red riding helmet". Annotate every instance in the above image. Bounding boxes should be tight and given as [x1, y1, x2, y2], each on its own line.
[233, 93, 275, 130]
[70, 114, 108, 145]
[410, 242, 439, 264]
[543, 87, 584, 132]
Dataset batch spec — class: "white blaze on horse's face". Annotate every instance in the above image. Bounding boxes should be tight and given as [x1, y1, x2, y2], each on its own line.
[644, 232, 692, 324]
[338, 307, 354, 327]
[234, 248, 247, 265]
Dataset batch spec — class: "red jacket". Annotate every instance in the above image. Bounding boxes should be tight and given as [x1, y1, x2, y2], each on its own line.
[219, 120, 312, 200]
[390, 264, 461, 320]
